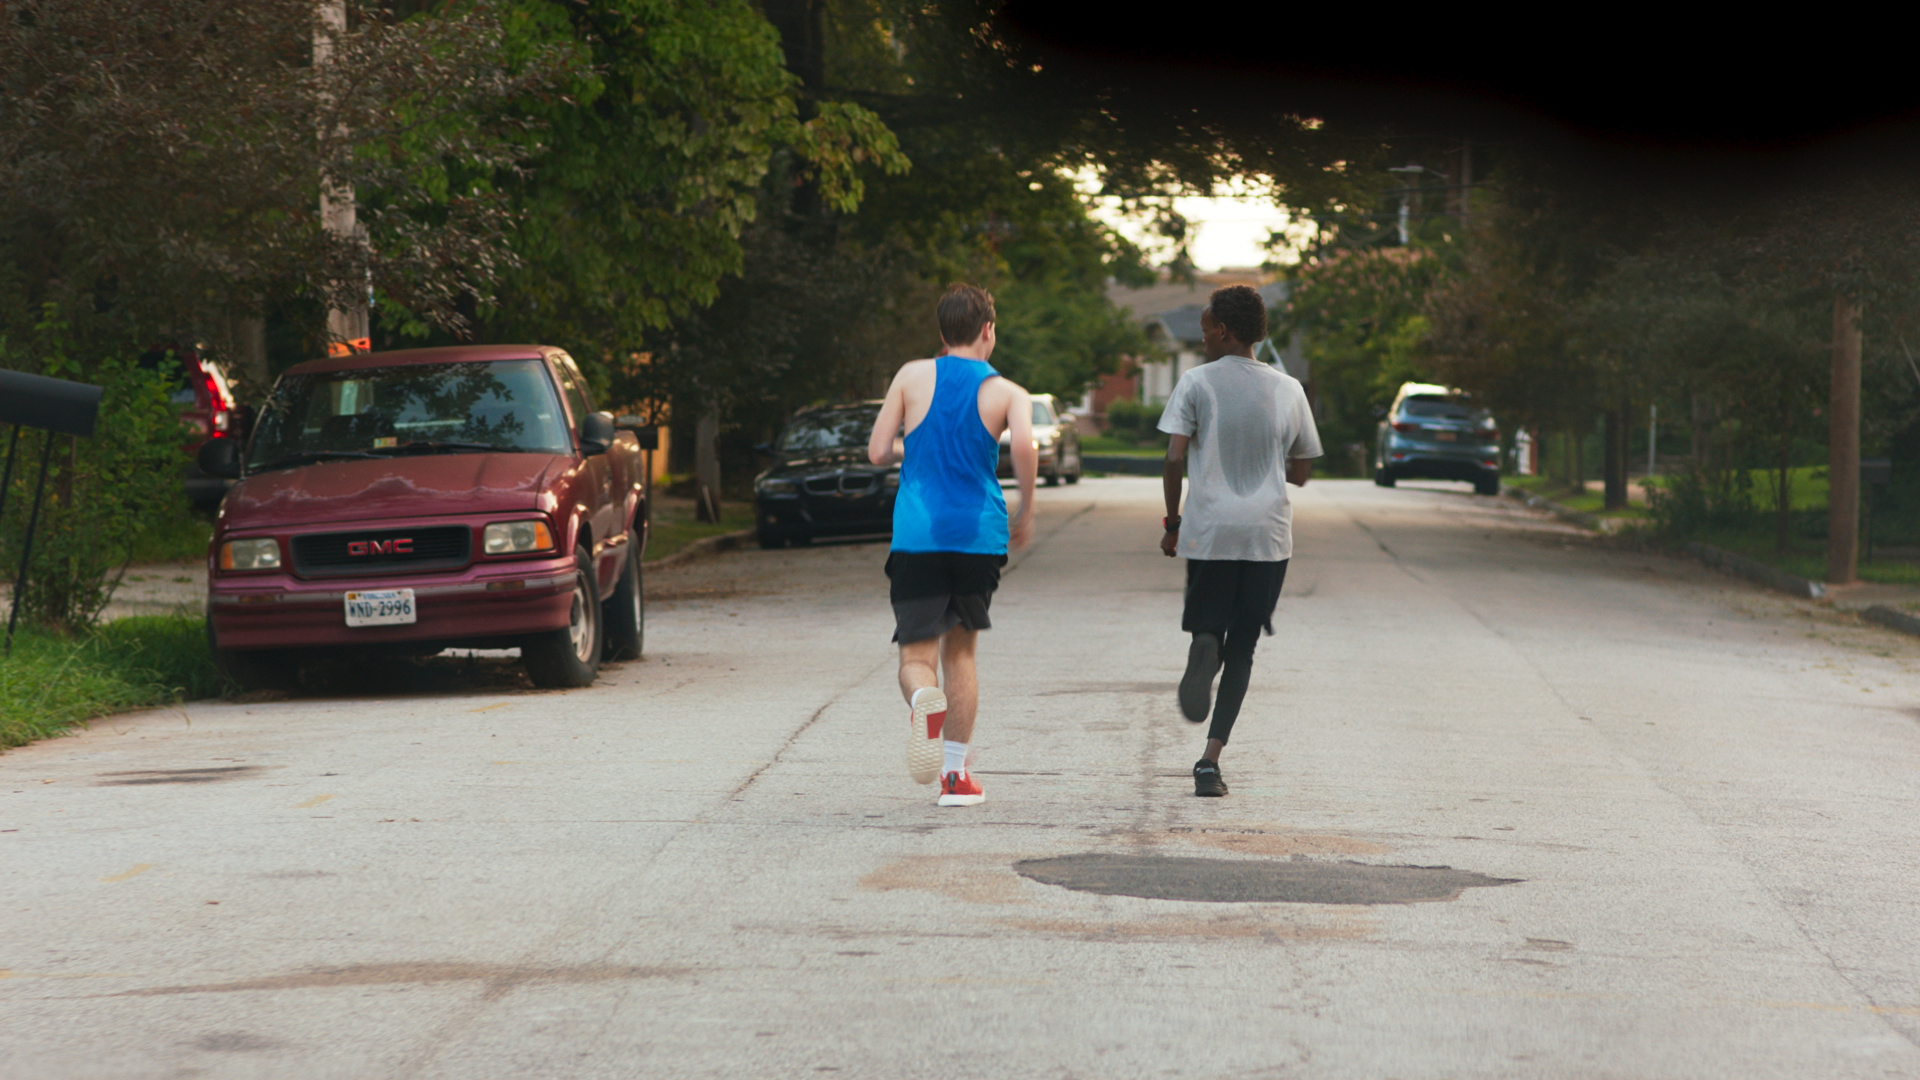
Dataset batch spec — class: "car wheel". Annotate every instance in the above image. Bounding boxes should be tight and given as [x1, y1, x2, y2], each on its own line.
[788, 531, 813, 547]
[206, 619, 296, 692]
[601, 547, 643, 661]
[757, 526, 787, 549]
[1475, 475, 1501, 496]
[524, 544, 602, 689]
[1045, 467, 1061, 487]
[1374, 467, 1397, 488]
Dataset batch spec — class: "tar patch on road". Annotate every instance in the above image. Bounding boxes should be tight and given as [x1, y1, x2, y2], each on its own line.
[94, 766, 264, 786]
[1013, 854, 1520, 905]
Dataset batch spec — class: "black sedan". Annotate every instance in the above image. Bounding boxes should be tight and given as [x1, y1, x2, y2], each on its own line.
[753, 403, 896, 548]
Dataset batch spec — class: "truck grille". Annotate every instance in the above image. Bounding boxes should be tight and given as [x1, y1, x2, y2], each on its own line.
[291, 525, 471, 578]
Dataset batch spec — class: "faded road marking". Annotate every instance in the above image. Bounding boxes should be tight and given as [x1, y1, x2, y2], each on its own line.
[293, 794, 336, 809]
[100, 864, 153, 883]
[859, 854, 1030, 905]
[470, 703, 512, 713]
[108, 962, 686, 999]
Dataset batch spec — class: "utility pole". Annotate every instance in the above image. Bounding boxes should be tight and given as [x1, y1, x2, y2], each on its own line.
[1458, 140, 1473, 226]
[315, 1, 368, 357]
[1388, 164, 1422, 246]
[1826, 294, 1862, 584]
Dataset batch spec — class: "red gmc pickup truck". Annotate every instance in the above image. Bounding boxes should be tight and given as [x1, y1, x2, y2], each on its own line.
[198, 345, 651, 690]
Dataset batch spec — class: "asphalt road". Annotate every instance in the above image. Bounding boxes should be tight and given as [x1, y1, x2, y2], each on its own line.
[6, 478, 1920, 1079]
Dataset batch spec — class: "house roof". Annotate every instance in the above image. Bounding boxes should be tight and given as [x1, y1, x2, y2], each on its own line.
[1138, 281, 1292, 346]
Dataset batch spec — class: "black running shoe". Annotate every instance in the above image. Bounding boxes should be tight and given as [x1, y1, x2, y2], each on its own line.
[1179, 633, 1221, 723]
[1193, 758, 1228, 797]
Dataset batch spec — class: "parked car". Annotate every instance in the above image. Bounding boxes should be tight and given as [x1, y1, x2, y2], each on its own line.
[997, 392, 1082, 486]
[139, 344, 245, 509]
[753, 402, 896, 548]
[1374, 382, 1502, 495]
[197, 344, 653, 690]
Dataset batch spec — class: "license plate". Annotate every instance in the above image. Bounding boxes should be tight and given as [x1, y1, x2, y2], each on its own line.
[1434, 431, 1457, 442]
[344, 589, 416, 627]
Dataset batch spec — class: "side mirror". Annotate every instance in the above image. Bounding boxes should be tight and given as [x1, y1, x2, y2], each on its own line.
[198, 438, 241, 478]
[754, 442, 776, 457]
[614, 415, 659, 451]
[579, 411, 616, 456]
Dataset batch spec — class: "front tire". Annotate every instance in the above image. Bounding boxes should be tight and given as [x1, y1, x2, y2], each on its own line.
[1475, 475, 1501, 496]
[524, 544, 602, 689]
[602, 547, 643, 661]
[757, 526, 787, 549]
[1374, 467, 1397, 488]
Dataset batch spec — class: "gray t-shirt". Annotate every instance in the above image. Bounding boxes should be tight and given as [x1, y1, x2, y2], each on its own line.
[1157, 355, 1323, 561]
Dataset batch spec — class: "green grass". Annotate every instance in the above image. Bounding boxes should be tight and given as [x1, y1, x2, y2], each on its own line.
[1, 615, 224, 749]
[1501, 475, 1650, 518]
[1691, 526, 1920, 586]
[643, 501, 756, 561]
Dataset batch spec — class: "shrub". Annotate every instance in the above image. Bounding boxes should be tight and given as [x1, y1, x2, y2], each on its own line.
[1647, 467, 1756, 539]
[1105, 399, 1164, 442]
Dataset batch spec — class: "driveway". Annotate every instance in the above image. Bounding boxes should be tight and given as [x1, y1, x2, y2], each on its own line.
[4, 478, 1919, 1079]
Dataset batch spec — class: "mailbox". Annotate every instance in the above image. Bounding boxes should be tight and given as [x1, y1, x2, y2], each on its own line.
[1, 369, 105, 652]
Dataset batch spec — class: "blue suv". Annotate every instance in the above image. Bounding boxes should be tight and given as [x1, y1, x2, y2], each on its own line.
[1374, 382, 1502, 495]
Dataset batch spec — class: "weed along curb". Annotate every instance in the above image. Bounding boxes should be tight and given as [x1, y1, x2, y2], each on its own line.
[1683, 541, 1827, 600]
[1500, 484, 1620, 534]
[1864, 605, 1920, 638]
[646, 528, 755, 570]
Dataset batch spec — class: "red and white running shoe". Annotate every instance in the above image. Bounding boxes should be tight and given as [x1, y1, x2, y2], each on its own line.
[937, 771, 984, 807]
[907, 687, 946, 785]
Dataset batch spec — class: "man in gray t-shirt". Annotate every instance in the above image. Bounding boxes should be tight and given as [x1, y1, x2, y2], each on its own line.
[1157, 285, 1323, 797]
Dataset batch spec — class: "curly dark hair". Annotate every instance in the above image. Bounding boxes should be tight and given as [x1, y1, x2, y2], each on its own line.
[1208, 285, 1267, 348]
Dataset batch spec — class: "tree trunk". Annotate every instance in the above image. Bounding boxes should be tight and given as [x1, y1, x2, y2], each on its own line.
[1826, 294, 1861, 584]
[1603, 405, 1628, 510]
[694, 412, 721, 524]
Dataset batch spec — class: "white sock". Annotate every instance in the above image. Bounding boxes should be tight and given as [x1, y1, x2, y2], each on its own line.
[943, 740, 968, 777]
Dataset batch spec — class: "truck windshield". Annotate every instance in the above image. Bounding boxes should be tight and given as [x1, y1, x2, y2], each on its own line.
[778, 408, 879, 453]
[249, 360, 572, 469]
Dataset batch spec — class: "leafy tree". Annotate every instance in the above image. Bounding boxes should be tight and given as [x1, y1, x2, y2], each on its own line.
[467, 0, 908, 367]
[0, 0, 568, 355]
[1276, 242, 1454, 464]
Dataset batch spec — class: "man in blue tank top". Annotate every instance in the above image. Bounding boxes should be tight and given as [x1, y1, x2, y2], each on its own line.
[867, 284, 1038, 807]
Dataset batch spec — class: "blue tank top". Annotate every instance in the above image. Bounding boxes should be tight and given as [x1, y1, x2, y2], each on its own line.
[891, 356, 1009, 554]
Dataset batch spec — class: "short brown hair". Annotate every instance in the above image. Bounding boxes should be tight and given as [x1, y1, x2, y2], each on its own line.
[1209, 285, 1268, 347]
[937, 284, 996, 346]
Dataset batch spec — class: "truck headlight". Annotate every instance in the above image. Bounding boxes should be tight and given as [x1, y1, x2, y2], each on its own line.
[483, 520, 554, 554]
[219, 538, 281, 571]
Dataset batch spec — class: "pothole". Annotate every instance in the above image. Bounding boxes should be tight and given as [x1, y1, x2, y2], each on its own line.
[1013, 854, 1520, 905]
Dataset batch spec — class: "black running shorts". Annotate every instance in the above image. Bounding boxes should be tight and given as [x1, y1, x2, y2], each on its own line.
[1182, 558, 1289, 638]
[885, 551, 1007, 644]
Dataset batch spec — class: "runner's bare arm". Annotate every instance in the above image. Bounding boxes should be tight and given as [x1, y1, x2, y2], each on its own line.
[1287, 457, 1311, 487]
[1002, 382, 1037, 550]
[1161, 434, 1188, 557]
[868, 369, 910, 466]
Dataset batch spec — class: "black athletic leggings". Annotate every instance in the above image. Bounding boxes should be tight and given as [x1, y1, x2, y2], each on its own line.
[1183, 559, 1289, 745]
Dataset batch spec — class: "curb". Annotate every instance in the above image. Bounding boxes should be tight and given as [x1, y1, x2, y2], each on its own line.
[1864, 604, 1920, 637]
[1081, 453, 1163, 476]
[1682, 541, 1826, 600]
[644, 528, 756, 570]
